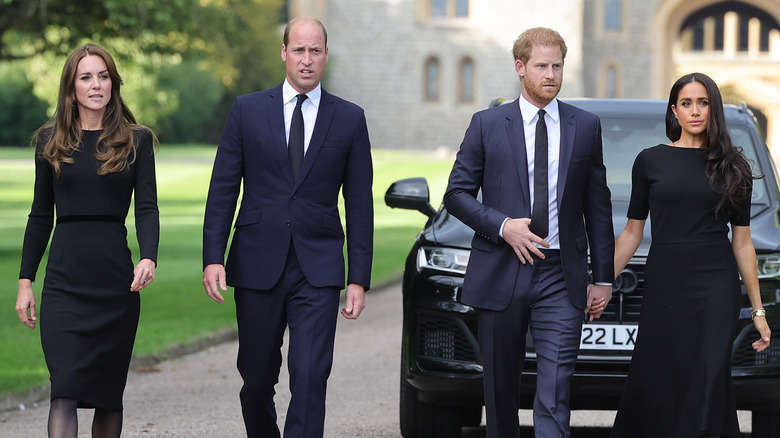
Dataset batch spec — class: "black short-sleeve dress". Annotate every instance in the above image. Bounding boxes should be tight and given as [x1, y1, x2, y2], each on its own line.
[610, 144, 750, 437]
[19, 129, 159, 411]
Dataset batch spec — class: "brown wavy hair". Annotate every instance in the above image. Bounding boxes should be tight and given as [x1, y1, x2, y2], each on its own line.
[33, 43, 156, 176]
[665, 72, 759, 218]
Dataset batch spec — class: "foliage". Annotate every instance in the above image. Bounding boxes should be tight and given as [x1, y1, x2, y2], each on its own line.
[0, 0, 286, 143]
[0, 63, 48, 146]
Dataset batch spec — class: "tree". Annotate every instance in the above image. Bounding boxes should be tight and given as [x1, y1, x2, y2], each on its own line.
[0, 0, 286, 143]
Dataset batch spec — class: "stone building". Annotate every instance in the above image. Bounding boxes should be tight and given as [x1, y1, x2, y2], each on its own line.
[288, 0, 780, 155]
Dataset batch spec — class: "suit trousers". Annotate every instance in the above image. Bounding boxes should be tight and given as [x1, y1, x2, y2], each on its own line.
[478, 251, 583, 438]
[234, 242, 340, 438]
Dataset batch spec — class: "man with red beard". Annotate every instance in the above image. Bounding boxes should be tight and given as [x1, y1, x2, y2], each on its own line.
[444, 27, 614, 437]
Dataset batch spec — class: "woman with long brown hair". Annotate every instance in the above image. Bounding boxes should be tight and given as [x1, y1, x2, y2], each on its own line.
[610, 73, 771, 437]
[15, 43, 159, 438]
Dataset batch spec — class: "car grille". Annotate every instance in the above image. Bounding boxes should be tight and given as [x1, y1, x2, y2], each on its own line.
[416, 313, 477, 363]
[731, 326, 780, 368]
[599, 263, 645, 323]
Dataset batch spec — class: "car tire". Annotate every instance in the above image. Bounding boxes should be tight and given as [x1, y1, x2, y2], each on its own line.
[399, 355, 461, 438]
[752, 410, 780, 437]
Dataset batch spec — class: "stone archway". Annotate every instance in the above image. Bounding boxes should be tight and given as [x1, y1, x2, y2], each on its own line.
[652, 0, 780, 154]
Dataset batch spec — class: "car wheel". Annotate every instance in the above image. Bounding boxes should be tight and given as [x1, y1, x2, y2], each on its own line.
[460, 405, 482, 427]
[399, 354, 461, 438]
[752, 410, 780, 437]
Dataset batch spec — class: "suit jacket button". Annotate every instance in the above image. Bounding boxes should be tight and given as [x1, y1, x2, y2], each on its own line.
[286, 220, 291, 227]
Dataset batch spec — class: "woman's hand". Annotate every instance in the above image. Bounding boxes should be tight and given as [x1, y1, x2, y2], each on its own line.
[130, 258, 156, 292]
[16, 279, 37, 330]
[752, 315, 771, 352]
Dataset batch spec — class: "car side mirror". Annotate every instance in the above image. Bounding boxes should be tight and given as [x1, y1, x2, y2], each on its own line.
[385, 177, 438, 217]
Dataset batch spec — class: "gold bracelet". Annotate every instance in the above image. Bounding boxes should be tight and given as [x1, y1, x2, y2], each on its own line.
[751, 308, 766, 319]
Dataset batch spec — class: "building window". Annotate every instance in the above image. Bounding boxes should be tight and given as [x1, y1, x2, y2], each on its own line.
[424, 57, 440, 102]
[605, 67, 618, 98]
[427, 0, 469, 19]
[458, 57, 475, 103]
[604, 0, 622, 30]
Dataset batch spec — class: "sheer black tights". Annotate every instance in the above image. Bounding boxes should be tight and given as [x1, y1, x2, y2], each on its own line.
[47, 397, 123, 438]
[91, 407, 123, 438]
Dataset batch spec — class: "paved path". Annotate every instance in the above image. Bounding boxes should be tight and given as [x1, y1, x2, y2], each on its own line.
[0, 283, 752, 437]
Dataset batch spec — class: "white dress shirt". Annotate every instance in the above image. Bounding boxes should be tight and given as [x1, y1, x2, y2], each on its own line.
[500, 96, 561, 250]
[283, 80, 321, 154]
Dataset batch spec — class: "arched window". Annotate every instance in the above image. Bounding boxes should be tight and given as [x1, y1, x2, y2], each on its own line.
[680, 3, 779, 53]
[424, 57, 440, 102]
[605, 66, 618, 98]
[458, 57, 475, 103]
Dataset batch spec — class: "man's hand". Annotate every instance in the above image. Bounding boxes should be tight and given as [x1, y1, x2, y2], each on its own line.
[501, 218, 549, 264]
[586, 284, 612, 321]
[341, 283, 366, 320]
[203, 263, 227, 304]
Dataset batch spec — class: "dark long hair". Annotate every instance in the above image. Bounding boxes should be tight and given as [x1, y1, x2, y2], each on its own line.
[34, 43, 155, 176]
[665, 72, 756, 218]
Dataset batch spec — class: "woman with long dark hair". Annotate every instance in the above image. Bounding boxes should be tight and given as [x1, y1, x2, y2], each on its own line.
[15, 43, 159, 438]
[610, 72, 771, 437]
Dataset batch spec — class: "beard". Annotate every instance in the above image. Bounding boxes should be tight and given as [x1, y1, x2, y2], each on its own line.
[523, 80, 561, 106]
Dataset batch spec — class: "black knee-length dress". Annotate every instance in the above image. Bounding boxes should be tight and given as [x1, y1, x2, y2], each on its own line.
[19, 129, 159, 411]
[610, 144, 750, 437]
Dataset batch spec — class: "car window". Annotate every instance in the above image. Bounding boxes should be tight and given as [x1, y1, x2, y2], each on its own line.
[728, 124, 769, 212]
[600, 117, 668, 200]
[600, 115, 769, 215]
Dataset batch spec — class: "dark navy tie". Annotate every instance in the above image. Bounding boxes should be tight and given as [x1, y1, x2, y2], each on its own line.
[530, 109, 548, 238]
[288, 93, 308, 178]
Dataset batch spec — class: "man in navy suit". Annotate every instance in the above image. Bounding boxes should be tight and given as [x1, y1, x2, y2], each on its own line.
[444, 27, 614, 437]
[202, 16, 373, 438]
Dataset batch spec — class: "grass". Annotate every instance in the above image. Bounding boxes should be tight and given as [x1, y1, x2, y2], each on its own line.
[0, 145, 455, 397]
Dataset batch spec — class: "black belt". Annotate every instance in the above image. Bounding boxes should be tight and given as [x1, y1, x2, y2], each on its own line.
[537, 248, 561, 257]
[56, 215, 123, 224]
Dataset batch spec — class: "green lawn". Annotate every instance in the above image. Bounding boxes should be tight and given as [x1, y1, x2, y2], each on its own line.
[0, 146, 455, 397]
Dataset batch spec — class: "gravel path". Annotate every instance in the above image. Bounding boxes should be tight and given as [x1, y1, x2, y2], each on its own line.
[0, 283, 752, 437]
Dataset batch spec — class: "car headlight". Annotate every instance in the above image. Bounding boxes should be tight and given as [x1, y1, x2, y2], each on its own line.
[417, 247, 470, 274]
[757, 254, 780, 279]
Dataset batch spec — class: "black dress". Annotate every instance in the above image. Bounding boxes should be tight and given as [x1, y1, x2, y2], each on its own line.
[19, 129, 159, 411]
[610, 145, 750, 437]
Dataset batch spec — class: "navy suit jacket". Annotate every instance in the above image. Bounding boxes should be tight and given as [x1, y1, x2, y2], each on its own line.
[444, 99, 614, 311]
[203, 84, 373, 291]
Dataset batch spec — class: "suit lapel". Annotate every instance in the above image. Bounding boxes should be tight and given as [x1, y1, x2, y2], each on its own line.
[506, 102, 531, 210]
[294, 89, 335, 190]
[269, 85, 295, 188]
[557, 101, 576, 208]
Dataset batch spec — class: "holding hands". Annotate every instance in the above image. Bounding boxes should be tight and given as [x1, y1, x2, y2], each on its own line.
[586, 284, 612, 321]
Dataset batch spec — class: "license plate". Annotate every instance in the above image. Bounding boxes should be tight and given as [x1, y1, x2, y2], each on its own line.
[579, 323, 638, 350]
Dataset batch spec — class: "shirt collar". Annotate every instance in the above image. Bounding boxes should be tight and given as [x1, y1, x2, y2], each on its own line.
[518, 94, 559, 125]
[283, 80, 321, 108]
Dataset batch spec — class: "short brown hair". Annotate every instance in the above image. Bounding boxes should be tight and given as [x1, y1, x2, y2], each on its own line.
[512, 27, 567, 64]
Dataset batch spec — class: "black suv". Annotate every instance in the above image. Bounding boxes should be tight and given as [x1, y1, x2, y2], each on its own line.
[386, 99, 780, 438]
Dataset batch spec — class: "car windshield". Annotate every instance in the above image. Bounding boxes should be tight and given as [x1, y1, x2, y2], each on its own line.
[601, 115, 769, 215]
